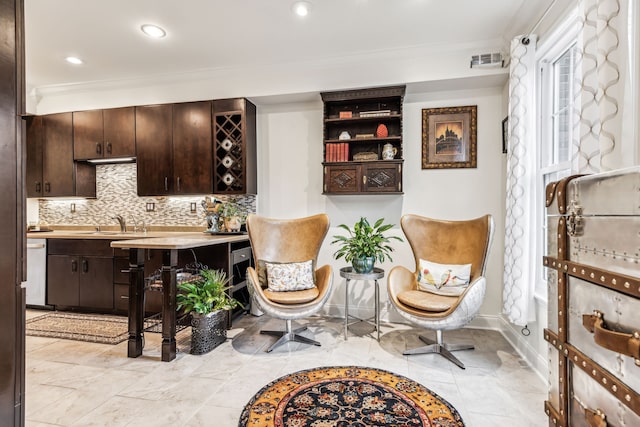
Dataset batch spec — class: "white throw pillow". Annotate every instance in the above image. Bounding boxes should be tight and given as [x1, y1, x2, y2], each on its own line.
[417, 259, 471, 296]
[265, 260, 315, 292]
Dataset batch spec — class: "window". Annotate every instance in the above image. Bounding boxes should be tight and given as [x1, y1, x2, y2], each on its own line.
[535, 22, 578, 301]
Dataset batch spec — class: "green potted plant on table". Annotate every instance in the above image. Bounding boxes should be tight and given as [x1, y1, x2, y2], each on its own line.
[331, 217, 403, 274]
[176, 268, 242, 354]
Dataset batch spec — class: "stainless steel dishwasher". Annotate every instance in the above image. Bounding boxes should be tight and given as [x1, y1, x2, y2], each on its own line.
[26, 238, 49, 308]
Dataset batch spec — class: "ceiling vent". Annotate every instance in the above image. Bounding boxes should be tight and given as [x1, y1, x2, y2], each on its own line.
[470, 52, 504, 68]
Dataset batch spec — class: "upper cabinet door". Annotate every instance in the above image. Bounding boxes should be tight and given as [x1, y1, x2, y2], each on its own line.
[135, 104, 173, 196]
[73, 109, 104, 160]
[26, 116, 44, 197]
[103, 107, 135, 158]
[42, 113, 75, 197]
[172, 101, 213, 195]
[74, 107, 136, 160]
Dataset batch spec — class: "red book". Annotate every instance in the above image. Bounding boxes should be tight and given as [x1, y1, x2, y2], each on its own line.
[344, 143, 349, 162]
[325, 144, 331, 162]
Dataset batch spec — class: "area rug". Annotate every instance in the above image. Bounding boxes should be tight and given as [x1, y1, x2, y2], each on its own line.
[238, 366, 464, 426]
[26, 312, 133, 345]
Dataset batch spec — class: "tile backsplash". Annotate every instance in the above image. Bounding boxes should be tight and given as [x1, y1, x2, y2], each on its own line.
[38, 163, 256, 228]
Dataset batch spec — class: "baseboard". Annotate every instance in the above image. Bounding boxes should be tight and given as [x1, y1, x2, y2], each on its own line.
[487, 315, 548, 382]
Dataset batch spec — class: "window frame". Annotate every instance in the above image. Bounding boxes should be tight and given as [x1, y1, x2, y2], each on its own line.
[534, 14, 579, 303]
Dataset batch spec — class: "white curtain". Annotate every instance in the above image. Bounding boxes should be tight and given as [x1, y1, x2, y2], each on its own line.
[573, 0, 630, 173]
[502, 35, 538, 326]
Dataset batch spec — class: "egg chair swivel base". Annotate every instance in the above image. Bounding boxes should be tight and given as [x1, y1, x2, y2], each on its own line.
[260, 320, 321, 353]
[403, 330, 473, 369]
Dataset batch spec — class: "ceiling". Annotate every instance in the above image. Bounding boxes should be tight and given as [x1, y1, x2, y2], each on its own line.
[24, 0, 559, 102]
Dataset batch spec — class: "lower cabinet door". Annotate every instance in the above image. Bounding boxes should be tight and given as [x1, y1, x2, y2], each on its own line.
[47, 255, 80, 306]
[79, 256, 114, 309]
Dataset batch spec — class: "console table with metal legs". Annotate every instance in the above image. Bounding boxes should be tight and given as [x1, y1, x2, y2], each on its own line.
[340, 266, 384, 341]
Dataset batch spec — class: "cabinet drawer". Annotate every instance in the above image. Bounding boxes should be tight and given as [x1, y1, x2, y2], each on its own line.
[113, 257, 130, 284]
[232, 246, 252, 265]
[48, 239, 112, 256]
[114, 284, 129, 312]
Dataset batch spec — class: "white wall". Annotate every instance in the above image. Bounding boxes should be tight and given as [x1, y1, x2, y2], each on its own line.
[256, 86, 507, 325]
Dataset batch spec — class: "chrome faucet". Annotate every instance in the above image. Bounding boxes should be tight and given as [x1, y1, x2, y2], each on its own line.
[112, 215, 126, 232]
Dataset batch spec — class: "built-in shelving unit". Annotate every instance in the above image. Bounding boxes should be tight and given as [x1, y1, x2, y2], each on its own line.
[321, 85, 405, 195]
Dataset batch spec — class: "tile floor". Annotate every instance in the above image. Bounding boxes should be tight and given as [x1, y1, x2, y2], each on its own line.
[25, 310, 547, 427]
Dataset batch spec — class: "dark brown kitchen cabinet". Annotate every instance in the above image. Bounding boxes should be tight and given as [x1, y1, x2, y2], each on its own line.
[321, 86, 405, 195]
[25, 113, 96, 198]
[47, 239, 113, 309]
[135, 101, 212, 196]
[213, 98, 257, 194]
[73, 107, 135, 160]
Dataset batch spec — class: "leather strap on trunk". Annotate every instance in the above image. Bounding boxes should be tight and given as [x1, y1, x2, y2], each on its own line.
[582, 311, 640, 363]
[544, 256, 640, 299]
[584, 407, 608, 427]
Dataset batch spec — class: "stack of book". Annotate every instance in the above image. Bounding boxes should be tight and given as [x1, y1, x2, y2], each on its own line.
[325, 143, 349, 162]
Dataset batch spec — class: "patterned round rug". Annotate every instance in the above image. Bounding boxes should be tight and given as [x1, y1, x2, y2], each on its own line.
[238, 366, 464, 426]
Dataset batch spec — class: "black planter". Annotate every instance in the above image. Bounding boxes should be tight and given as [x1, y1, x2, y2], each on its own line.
[190, 310, 227, 355]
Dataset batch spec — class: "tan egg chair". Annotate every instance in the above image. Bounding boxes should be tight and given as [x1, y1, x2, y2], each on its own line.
[245, 213, 333, 353]
[387, 214, 494, 369]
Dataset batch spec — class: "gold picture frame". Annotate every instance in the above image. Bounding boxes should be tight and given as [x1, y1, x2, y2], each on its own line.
[421, 105, 477, 169]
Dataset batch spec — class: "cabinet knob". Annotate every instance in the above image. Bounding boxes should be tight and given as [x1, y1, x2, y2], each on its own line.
[96, 142, 102, 155]
[106, 141, 112, 154]
[82, 259, 89, 273]
[176, 176, 181, 191]
[44, 182, 50, 193]
[164, 177, 168, 191]
[71, 259, 78, 272]
[35, 182, 41, 193]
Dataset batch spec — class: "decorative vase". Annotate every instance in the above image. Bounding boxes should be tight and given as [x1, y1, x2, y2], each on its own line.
[206, 213, 220, 232]
[224, 216, 242, 232]
[382, 143, 397, 160]
[376, 124, 388, 138]
[190, 310, 227, 355]
[352, 256, 375, 274]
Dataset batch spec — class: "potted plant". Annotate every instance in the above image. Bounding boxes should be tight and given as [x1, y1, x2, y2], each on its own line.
[176, 268, 242, 354]
[220, 199, 248, 232]
[331, 217, 403, 273]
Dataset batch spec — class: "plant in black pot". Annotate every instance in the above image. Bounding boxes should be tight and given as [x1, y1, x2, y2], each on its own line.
[176, 268, 242, 354]
[331, 217, 403, 274]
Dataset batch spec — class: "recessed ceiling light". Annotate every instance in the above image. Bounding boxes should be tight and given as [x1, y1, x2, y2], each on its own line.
[141, 24, 166, 38]
[65, 56, 83, 65]
[292, 1, 312, 17]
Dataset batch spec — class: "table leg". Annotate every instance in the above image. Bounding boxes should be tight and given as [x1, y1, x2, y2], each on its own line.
[344, 278, 350, 340]
[161, 249, 177, 362]
[127, 248, 145, 358]
[375, 279, 380, 341]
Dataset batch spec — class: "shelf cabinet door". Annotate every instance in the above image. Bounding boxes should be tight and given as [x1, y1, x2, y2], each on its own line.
[363, 161, 402, 193]
[172, 101, 213, 194]
[324, 164, 361, 194]
[135, 104, 173, 196]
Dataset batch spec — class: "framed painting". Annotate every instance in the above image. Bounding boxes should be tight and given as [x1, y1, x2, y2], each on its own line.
[421, 105, 477, 169]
